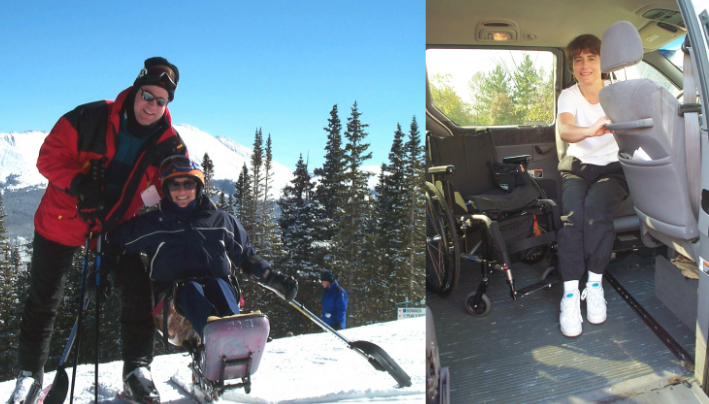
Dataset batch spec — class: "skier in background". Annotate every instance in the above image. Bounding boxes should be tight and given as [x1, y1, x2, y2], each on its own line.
[320, 270, 348, 330]
[8, 57, 186, 404]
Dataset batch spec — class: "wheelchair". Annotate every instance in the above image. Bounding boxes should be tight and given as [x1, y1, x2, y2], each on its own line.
[425, 130, 562, 316]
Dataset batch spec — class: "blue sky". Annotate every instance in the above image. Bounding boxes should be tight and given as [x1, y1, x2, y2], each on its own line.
[0, 1, 424, 172]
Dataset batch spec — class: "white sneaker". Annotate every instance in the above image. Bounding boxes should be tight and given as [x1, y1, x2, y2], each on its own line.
[7, 371, 41, 404]
[582, 283, 607, 324]
[560, 290, 582, 337]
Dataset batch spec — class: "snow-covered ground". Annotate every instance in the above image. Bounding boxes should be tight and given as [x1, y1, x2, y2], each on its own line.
[0, 317, 424, 403]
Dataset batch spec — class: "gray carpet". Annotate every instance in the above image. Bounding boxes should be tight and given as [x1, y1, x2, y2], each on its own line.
[427, 248, 694, 404]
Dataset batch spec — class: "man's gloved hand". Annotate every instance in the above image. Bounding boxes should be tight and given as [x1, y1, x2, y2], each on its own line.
[265, 270, 298, 302]
[70, 173, 105, 224]
[85, 252, 116, 305]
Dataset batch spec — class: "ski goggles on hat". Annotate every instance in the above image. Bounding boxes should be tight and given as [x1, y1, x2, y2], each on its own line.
[140, 89, 169, 107]
[137, 65, 178, 89]
[159, 155, 201, 179]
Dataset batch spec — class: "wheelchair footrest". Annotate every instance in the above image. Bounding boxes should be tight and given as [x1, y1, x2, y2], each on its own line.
[514, 273, 561, 298]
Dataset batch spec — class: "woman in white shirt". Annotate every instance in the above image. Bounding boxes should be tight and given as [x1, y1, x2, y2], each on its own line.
[556, 34, 628, 338]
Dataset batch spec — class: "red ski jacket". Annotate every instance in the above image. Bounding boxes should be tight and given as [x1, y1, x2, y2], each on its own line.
[34, 87, 187, 247]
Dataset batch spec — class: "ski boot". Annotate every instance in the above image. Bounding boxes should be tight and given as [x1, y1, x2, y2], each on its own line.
[120, 366, 160, 404]
[7, 371, 41, 404]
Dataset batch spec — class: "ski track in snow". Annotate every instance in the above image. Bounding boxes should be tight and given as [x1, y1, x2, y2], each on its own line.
[0, 317, 424, 403]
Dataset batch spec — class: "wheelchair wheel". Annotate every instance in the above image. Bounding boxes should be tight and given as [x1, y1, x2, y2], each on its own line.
[465, 291, 491, 316]
[425, 182, 460, 297]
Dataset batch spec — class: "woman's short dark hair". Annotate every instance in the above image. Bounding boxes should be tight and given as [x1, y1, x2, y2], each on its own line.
[566, 34, 609, 79]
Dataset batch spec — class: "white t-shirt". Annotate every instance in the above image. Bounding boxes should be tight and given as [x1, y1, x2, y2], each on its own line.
[557, 81, 619, 166]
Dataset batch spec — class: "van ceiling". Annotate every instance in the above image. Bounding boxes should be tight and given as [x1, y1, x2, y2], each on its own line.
[426, 0, 682, 48]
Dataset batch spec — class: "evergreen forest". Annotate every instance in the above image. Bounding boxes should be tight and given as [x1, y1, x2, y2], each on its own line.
[0, 102, 424, 381]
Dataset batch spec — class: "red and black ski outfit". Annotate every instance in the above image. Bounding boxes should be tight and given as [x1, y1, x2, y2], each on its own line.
[17, 86, 187, 381]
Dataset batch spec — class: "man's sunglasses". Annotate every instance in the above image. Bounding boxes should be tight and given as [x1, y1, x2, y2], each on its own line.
[167, 180, 197, 191]
[140, 89, 169, 107]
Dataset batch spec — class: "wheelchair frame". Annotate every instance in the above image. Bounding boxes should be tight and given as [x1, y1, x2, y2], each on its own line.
[426, 162, 562, 316]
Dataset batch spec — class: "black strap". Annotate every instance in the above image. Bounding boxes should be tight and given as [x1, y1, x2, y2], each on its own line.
[507, 231, 556, 255]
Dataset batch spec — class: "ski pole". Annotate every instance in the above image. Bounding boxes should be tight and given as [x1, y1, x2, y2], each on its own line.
[93, 157, 106, 404]
[94, 234, 102, 404]
[69, 232, 92, 404]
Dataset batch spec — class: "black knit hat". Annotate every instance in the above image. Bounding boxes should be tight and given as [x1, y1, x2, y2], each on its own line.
[320, 270, 335, 283]
[133, 57, 179, 101]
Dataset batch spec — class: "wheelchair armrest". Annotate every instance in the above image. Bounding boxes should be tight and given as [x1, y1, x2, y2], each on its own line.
[427, 165, 455, 175]
[502, 155, 531, 166]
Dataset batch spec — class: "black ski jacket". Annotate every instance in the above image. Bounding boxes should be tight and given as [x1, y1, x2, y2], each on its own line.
[107, 194, 269, 295]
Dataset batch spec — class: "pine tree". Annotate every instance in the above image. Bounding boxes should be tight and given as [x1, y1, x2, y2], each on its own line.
[250, 129, 264, 249]
[234, 164, 254, 232]
[314, 105, 346, 226]
[202, 153, 216, 197]
[403, 117, 425, 302]
[372, 123, 408, 315]
[334, 101, 373, 327]
[259, 135, 284, 266]
[278, 155, 328, 274]
[218, 191, 227, 210]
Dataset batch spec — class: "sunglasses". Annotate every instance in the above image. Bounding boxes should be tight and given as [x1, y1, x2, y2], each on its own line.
[167, 180, 197, 191]
[140, 89, 169, 107]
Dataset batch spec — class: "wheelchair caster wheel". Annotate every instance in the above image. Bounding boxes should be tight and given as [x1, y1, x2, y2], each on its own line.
[541, 266, 558, 290]
[465, 292, 491, 316]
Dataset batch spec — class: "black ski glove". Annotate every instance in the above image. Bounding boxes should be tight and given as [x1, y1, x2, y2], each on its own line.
[264, 270, 298, 302]
[70, 173, 105, 225]
[85, 252, 116, 305]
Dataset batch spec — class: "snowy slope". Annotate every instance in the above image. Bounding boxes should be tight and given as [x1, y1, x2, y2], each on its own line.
[0, 126, 294, 197]
[0, 317, 424, 403]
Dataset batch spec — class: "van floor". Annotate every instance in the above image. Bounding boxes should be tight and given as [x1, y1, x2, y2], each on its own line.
[427, 247, 700, 404]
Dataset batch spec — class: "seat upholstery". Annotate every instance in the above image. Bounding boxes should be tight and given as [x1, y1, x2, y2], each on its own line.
[598, 21, 699, 260]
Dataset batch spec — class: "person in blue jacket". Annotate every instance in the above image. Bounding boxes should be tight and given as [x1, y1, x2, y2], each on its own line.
[104, 155, 298, 401]
[320, 270, 347, 330]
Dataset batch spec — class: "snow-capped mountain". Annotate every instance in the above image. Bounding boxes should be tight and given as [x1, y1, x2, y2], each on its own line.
[0, 125, 293, 195]
[173, 124, 293, 197]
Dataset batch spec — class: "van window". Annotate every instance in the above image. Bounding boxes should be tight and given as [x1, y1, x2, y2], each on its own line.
[427, 48, 557, 127]
[613, 61, 681, 98]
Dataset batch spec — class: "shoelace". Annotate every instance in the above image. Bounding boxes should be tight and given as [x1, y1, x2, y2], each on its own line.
[581, 287, 607, 306]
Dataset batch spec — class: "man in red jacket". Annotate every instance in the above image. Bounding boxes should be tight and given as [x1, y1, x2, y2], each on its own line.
[7, 57, 186, 404]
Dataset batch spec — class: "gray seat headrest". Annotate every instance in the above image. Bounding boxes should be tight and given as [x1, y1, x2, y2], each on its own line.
[601, 21, 644, 73]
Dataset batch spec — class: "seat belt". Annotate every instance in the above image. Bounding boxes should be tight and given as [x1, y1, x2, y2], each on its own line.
[683, 46, 701, 219]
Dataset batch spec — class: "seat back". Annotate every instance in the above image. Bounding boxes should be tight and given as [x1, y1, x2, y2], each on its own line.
[599, 21, 699, 260]
[427, 130, 498, 197]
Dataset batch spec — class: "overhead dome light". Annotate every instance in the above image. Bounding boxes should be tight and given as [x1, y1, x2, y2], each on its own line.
[476, 19, 519, 42]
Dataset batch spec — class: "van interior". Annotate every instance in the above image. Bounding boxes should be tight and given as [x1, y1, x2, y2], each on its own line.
[425, 0, 709, 402]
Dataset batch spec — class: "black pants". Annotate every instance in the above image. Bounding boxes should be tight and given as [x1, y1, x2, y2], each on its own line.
[557, 157, 628, 282]
[17, 231, 155, 380]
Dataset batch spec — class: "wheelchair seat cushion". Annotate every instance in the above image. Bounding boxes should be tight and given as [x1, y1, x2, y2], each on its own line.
[466, 180, 542, 214]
